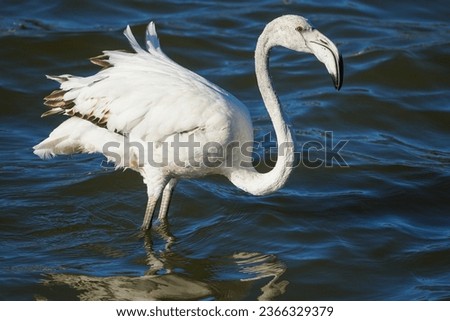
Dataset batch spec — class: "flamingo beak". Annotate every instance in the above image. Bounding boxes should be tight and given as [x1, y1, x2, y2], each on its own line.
[306, 29, 344, 91]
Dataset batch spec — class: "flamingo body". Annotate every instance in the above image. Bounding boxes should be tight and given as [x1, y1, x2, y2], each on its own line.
[34, 16, 343, 230]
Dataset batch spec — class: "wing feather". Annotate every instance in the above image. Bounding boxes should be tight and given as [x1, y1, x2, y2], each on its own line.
[145, 21, 161, 53]
[123, 25, 147, 54]
[41, 22, 234, 143]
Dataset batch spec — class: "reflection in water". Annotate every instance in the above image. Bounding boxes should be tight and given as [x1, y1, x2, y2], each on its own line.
[40, 273, 212, 300]
[37, 227, 288, 300]
[232, 252, 289, 301]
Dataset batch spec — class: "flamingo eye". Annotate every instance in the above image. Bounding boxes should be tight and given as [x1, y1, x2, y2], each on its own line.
[295, 26, 303, 32]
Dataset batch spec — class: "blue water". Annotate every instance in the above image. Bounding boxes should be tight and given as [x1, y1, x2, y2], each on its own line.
[1, 0, 449, 300]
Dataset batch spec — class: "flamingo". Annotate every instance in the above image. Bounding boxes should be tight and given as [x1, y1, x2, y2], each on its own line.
[34, 15, 343, 230]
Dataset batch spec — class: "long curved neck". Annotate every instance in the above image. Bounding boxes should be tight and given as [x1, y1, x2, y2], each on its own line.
[227, 27, 295, 196]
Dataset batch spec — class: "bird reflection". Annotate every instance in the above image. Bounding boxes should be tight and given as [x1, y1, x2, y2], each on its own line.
[232, 252, 289, 301]
[37, 224, 288, 300]
[141, 221, 175, 275]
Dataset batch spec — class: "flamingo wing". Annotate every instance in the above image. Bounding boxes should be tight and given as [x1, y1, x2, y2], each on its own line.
[42, 22, 231, 142]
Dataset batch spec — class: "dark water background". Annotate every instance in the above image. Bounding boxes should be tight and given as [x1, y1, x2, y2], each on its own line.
[1, 0, 449, 300]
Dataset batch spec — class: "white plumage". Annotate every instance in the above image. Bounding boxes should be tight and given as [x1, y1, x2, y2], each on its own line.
[34, 15, 343, 230]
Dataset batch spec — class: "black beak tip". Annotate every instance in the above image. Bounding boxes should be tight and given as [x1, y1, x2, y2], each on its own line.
[333, 54, 344, 91]
[332, 76, 341, 91]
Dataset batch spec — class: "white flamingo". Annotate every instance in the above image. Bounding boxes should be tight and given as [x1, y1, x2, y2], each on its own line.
[34, 15, 343, 230]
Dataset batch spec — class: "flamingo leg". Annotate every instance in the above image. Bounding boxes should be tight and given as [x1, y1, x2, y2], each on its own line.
[141, 196, 159, 230]
[158, 178, 178, 222]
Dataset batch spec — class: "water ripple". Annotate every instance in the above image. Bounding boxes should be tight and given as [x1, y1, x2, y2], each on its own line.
[1, 0, 449, 300]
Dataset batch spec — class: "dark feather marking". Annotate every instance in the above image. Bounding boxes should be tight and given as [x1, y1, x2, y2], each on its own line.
[44, 89, 66, 101]
[41, 108, 63, 118]
[43, 71, 112, 130]
[90, 54, 112, 69]
[46, 75, 70, 84]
